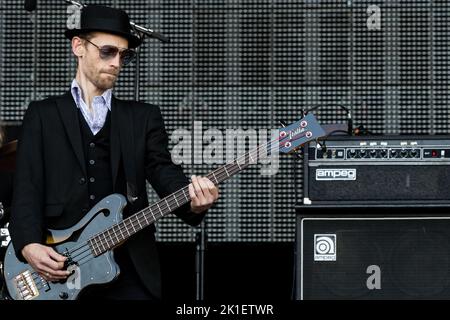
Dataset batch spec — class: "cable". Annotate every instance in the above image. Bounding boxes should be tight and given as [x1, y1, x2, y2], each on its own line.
[316, 129, 352, 153]
[304, 103, 353, 135]
[304, 103, 349, 115]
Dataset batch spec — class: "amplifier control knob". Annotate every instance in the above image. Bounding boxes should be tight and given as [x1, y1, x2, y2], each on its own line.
[348, 149, 357, 158]
[400, 149, 408, 158]
[360, 149, 367, 157]
[390, 149, 398, 158]
[410, 149, 419, 158]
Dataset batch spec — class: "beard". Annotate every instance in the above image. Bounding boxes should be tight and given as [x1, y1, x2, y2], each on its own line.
[92, 72, 118, 91]
[84, 63, 119, 91]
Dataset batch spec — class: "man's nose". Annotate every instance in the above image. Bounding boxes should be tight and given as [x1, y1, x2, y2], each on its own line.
[110, 52, 121, 68]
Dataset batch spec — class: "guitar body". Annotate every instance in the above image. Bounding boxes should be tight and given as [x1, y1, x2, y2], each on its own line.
[3, 194, 127, 300]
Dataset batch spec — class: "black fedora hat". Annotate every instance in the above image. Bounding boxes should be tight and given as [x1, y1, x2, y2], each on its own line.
[65, 5, 141, 48]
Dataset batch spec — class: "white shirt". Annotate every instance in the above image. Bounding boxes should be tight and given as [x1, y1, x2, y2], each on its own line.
[70, 79, 112, 135]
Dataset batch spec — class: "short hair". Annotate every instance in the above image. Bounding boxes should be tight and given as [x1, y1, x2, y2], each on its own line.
[78, 32, 94, 42]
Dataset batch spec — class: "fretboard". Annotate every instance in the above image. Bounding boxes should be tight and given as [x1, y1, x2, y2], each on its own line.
[88, 152, 257, 256]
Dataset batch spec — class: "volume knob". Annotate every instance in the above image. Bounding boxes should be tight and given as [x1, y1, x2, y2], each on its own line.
[59, 292, 69, 300]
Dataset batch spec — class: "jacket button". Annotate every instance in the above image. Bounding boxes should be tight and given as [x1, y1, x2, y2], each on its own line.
[79, 177, 86, 184]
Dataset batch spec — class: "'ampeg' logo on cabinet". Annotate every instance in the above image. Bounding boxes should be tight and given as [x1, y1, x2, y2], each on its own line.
[314, 234, 336, 261]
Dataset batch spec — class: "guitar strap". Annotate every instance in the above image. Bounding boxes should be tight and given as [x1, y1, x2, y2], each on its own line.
[114, 98, 139, 205]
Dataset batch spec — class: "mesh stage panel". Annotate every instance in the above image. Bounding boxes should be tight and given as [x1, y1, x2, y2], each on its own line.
[1, 0, 450, 242]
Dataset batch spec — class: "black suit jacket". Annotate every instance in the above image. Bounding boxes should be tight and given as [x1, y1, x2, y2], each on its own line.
[10, 91, 204, 298]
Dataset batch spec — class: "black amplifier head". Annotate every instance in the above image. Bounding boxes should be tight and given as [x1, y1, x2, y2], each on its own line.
[302, 135, 450, 205]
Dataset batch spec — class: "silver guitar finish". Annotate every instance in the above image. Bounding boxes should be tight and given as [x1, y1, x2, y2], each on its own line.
[3, 194, 127, 300]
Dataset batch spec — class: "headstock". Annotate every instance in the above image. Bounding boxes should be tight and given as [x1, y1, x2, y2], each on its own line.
[278, 113, 326, 154]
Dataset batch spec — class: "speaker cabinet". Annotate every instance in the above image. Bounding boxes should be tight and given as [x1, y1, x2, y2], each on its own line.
[295, 206, 450, 300]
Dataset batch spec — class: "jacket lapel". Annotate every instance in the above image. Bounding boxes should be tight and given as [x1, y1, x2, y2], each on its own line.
[56, 91, 87, 176]
[111, 96, 138, 200]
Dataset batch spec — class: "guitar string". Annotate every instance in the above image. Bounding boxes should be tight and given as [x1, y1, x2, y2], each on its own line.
[84, 130, 310, 255]
[25, 148, 257, 286]
[67, 133, 286, 256]
[86, 131, 310, 255]
[56, 127, 301, 260]
[26, 134, 292, 287]
[29, 130, 305, 287]
[26, 129, 311, 291]
[69, 132, 292, 257]
[28, 154, 252, 289]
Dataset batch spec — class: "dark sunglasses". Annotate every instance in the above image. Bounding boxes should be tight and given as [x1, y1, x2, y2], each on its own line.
[82, 38, 137, 66]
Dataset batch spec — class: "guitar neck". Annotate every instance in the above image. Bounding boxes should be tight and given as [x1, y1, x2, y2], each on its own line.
[87, 113, 324, 255]
[89, 152, 256, 255]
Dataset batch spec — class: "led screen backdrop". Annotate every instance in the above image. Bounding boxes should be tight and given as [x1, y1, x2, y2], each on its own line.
[1, 0, 449, 242]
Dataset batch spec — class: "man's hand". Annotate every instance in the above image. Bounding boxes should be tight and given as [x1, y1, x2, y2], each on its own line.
[21, 243, 71, 282]
[189, 175, 219, 214]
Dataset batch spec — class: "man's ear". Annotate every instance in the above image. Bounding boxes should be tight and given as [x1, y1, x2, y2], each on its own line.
[72, 36, 85, 58]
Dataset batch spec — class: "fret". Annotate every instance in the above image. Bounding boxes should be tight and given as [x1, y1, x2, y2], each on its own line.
[95, 243, 99, 256]
[223, 165, 230, 177]
[110, 230, 116, 246]
[106, 229, 114, 248]
[211, 171, 218, 184]
[227, 163, 239, 177]
[103, 232, 110, 251]
[165, 198, 172, 212]
[89, 239, 98, 256]
[216, 169, 225, 183]
[112, 225, 120, 244]
[137, 213, 143, 228]
[236, 160, 242, 170]
[156, 202, 163, 216]
[118, 224, 125, 243]
[125, 222, 131, 237]
[141, 211, 148, 225]
[149, 207, 156, 222]
[99, 234, 106, 252]
[182, 189, 190, 201]
[130, 216, 137, 233]
[173, 193, 179, 207]
[143, 210, 150, 225]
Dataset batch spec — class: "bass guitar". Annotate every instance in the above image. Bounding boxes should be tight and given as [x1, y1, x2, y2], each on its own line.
[3, 113, 325, 300]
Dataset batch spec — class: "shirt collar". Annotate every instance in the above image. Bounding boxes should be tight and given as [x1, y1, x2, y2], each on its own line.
[71, 79, 112, 110]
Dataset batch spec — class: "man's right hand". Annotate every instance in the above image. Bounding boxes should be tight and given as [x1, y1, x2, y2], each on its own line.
[21, 243, 71, 282]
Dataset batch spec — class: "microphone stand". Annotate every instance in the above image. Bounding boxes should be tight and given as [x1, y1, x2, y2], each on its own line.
[32, 7, 37, 101]
[128, 24, 169, 101]
[195, 220, 206, 301]
[133, 35, 143, 101]
[24, 1, 38, 101]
